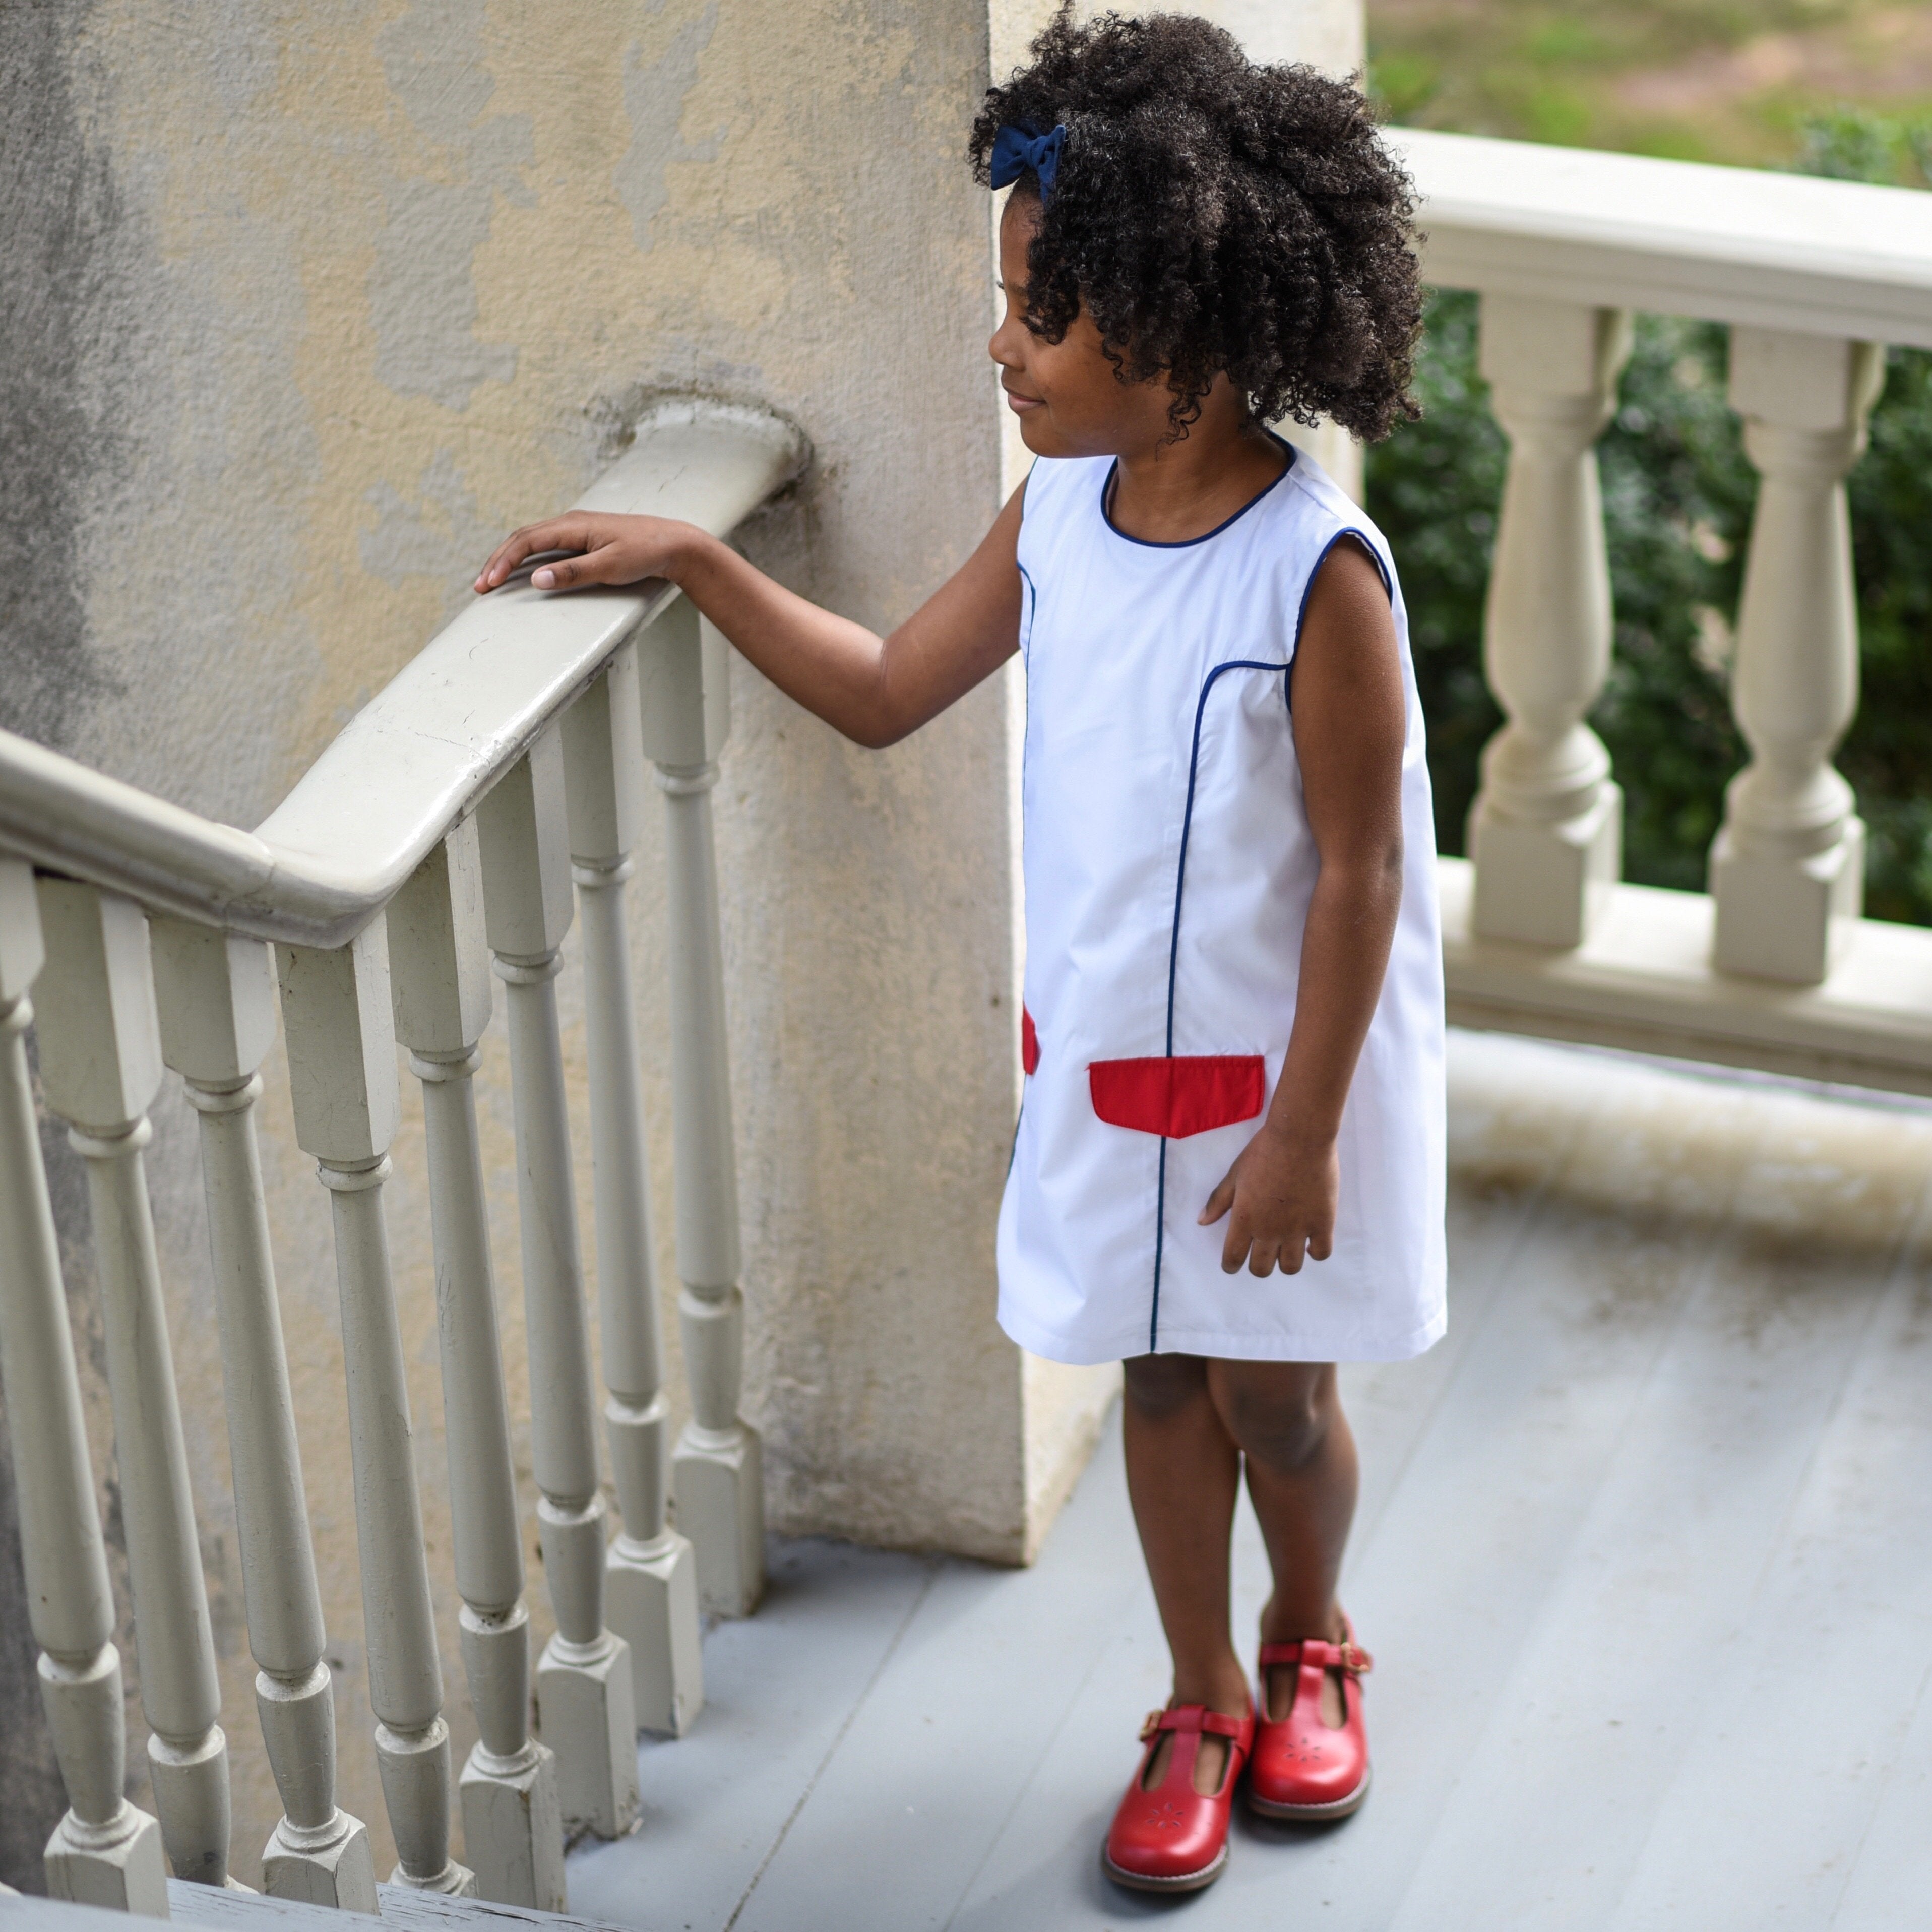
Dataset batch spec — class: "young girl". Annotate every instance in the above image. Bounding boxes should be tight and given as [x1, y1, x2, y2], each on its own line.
[476, 10, 1442, 1895]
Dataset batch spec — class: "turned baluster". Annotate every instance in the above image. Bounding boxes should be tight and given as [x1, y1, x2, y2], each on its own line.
[1468, 295, 1633, 948]
[33, 879, 236, 1892]
[640, 600, 764, 1617]
[276, 922, 474, 1896]
[475, 729, 640, 1839]
[563, 645, 704, 1736]
[147, 917, 378, 1912]
[0, 859, 168, 1915]
[1710, 329, 1886, 984]
[387, 821, 566, 1909]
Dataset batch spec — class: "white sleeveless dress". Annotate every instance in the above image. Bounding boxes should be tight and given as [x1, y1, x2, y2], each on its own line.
[994, 444, 1447, 1365]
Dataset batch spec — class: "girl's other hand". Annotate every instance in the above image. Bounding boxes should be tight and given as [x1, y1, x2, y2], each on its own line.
[1199, 1121, 1338, 1277]
[472, 513, 696, 595]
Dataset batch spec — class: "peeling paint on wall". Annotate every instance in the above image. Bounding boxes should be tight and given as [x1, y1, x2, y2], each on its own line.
[615, 3, 724, 254]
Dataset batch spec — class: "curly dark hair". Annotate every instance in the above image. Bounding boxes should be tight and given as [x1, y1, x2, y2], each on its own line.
[970, 8, 1422, 442]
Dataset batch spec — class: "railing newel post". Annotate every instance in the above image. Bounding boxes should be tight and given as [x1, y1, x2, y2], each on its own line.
[563, 643, 705, 1736]
[639, 599, 764, 1618]
[148, 913, 378, 1911]
[1468, 294, 1632, 949]
[388, 819, 567, 1908]
[1711, 328, 1885, 985]
[276, 919, 475, 1898]
[476, 729, 641, 1840]
[32, 877, 240, 1894]
[0, 857, 169, 1916]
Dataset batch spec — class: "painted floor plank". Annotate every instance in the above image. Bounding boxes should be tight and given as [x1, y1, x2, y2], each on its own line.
[560, 1034, 1932, 1932]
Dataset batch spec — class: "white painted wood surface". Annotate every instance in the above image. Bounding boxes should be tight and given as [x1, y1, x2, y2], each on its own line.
[0, 861, 168, 1916]
[32, 881, 236, 1895]
[476, 737, 640, 1843]
[640, 603, 764, 1621]
[148, 916, 377, 1913]
[276, 926, 474, 1899]
[562, 1032, 1932, 1932]
[1467, 296, 1629, 947]
[562, 651, 704, 1738]
[0, 406, 804, 949]
[388, 823, 565, 1911]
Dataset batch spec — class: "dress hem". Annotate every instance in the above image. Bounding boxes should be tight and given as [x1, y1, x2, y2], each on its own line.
[998, 1299, 1448, 1367]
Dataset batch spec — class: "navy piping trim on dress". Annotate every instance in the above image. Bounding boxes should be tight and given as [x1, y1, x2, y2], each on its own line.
[1146, 655, 1292, 1353]
[1100, 435, 1296, 550]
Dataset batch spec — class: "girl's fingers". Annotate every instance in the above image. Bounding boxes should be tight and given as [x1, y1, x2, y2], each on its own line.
[476, 520, 588, 590]
[1248, 1240, 1279, 1278]
[1220, 1213, 1251, 1274]
[1199, 1171, 1237, 1226]
[531, 545, 623, 591]
[1307, 1226, 1333, 1263]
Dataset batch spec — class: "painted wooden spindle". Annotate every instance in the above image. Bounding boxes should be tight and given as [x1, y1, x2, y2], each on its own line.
[562, 647, 704, 1736]
[476, 730, 640, 1840]
[1711, 330, 1886, 984]
[276, 923, 474, 1897]
[0, 859, 168, 1916]
[639, 601, 764, 1617]
[33, 879, 237, 1893]
[387, 821, 566, 1909]
[1468, 296, 1633, 948]
[147, 917, 378, 1912]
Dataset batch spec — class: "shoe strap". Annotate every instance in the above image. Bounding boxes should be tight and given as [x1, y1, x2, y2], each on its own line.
[1138, 1703, 1256, 1745]
[1259, 1638, 1373, 1675]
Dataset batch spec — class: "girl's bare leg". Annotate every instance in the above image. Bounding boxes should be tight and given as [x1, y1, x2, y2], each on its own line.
[1210, 1359, 1357, 1723]
[1121, 1353, 1250, 1793]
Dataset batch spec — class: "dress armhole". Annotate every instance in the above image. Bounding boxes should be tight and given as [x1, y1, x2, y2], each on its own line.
[1286, 528, 1393, 714]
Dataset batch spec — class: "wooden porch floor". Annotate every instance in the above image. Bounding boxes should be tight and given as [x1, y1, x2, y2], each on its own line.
[565, 1029, 1932, 1930]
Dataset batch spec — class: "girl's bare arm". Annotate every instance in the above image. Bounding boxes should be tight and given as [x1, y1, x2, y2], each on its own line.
[1201, 537, 1408, 1277]
[474, 487, 1027, 749]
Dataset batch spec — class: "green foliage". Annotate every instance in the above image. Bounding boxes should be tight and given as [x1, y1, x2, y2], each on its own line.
[1367, 275, 1932, 920]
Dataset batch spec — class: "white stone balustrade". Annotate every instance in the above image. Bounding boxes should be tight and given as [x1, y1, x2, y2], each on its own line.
[387, 821, 566, 1909]
[1468, 296, 1631, 947]
[476, 731, 641, 1841]
[0, 405, 798, 1905]
[32, 879, 238, 1895]
[277, 924, 474, 1898]
[147, 916, 378, 1913]
[1711, 331, 1887, 984]
[563, 646, 705, 1736]
[0, 859, 168, 1916]
[641, 601, 765, 1619]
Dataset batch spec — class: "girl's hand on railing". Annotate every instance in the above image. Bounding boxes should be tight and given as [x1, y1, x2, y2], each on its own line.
[473, 514, 697, 595]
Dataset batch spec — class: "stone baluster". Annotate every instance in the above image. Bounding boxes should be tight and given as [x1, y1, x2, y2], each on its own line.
[1468, 296, 1633, 948]
[639, 601, 763, 1617]
[1710, 330, 1886, 984]
[0, 859, 168, 1915]
[147, 918, 378, 1912]
[475, 729, 640, 1840]
[32, 879, 237, 1892]
[276, 922, 474, 1897]
[387, 822, 566, 1909]
[562, 646, 704, 1736]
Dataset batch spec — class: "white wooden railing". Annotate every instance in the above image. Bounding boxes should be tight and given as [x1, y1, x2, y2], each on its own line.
[1391, 129, 1932, 1093]
[0, 403, 803, 1915]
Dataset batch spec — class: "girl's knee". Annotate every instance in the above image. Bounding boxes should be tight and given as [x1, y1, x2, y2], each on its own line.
[1122, 1351, 1210, 1421]
[1217, 1363, 1338, 1474]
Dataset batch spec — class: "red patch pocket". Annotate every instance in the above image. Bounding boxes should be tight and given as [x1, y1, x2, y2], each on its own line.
[1021, 1007, 1040, 1076]
[1088, 1055, 1266, 1139]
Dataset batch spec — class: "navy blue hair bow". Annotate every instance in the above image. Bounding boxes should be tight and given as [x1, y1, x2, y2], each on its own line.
[990, 122, 1066, 197]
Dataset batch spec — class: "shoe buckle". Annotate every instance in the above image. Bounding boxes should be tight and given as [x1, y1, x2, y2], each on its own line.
[1337, 1641, 1373, 1676]
[1138, 1709, 1165, 1743]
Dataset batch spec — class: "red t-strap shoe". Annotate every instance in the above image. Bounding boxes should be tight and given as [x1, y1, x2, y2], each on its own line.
[1248, 1626, 1374, 1820]
[1102, 1703, 1255, 1892]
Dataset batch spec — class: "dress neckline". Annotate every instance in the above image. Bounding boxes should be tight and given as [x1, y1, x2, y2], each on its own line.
[1099, 431, 1295, 550]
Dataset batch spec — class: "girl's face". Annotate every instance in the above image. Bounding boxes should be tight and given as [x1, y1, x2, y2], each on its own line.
[990, 193, 1178, 460]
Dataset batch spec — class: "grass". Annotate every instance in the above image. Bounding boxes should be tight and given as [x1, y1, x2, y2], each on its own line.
[1367, 0, 1932, 173]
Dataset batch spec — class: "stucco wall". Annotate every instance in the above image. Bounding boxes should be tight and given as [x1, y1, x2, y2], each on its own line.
[0, 0, 1359, 1893]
